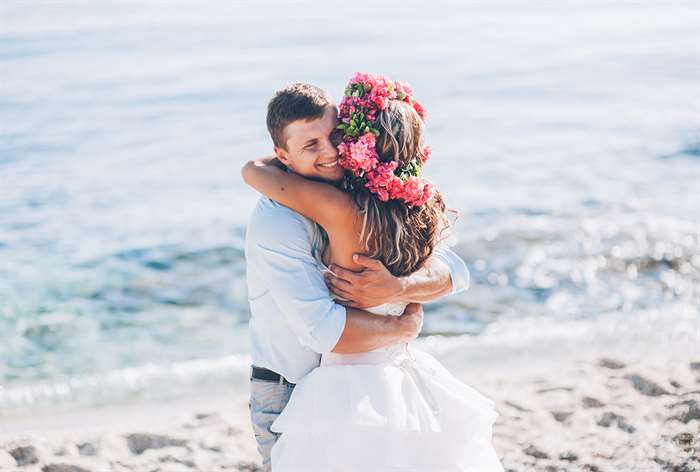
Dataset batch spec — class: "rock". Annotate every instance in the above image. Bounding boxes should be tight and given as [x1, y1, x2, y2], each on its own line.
[615, 416, 636, 433]
[625, 373, 670, 396]
[559, 451, 578, 462]
[235, 461, 263, 471]
[596, 411, 617, 427]
[596, 411, 636, 433]
[162, 456, 196, 468]
[124, 433, 188, 455]
[137, 445, 192, 464]
[8, 444, 39, 466]
[77, 442, 97, 456]
[669, 399, 700, 423]
[504, 400, 532, 412]
[599, 358, 625, 369]
[523, 444, 550, 459]
[53, 442, 80, 457]
[535, 386, 574, 394]
[670, 379, 682, 389]
[673, 432, 696, 452]
[551, 411, 573, 422]
[41, 464, 92, 472]
[544, 466, 566, 472]
[41, 457, 109, 472]
[690, 362, 700, 371]
[182, 412, 223, 429]
[582, 396, 605, 408]
[199, 434, 223, 452]
[653, 456, 697, 472]
[583, 464, 602, 472]
[0, 450, 16, 468]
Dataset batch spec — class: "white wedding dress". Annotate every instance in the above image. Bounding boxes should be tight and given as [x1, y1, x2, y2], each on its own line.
[270, 297, 504, 471]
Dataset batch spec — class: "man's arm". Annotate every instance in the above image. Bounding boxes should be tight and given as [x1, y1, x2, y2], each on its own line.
[331, 303, 423, 354]
[246, 205, 422, 355]
[324, 245, 470, 308]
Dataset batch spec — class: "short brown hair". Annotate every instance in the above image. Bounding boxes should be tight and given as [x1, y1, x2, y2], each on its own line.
[266, 83, 331, 149]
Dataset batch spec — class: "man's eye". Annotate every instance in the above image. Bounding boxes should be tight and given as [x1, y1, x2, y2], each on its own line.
[330, 129, 343, 146]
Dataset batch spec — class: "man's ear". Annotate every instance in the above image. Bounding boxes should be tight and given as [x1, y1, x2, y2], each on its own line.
[274, 146, 291, 167]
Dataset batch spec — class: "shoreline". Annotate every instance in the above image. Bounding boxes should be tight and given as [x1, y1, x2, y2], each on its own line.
[2, 341, 697, 471]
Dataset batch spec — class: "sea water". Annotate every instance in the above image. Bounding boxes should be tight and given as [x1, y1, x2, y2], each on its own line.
[1, 0, 698, 416]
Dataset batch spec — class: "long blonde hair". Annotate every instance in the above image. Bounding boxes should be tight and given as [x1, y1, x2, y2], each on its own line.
[349, 100, 449, 277]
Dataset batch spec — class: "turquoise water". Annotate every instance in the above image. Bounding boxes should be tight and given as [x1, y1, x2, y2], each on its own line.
[1, 1, 698, 415]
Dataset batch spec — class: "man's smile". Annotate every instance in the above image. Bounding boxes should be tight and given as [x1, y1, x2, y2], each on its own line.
[317, 159, 339, 168]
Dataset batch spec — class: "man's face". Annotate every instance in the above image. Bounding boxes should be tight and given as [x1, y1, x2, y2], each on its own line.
[274, 106, 344, 182]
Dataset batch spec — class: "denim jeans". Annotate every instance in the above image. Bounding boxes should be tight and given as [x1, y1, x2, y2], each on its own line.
[249, 376, 296, 472]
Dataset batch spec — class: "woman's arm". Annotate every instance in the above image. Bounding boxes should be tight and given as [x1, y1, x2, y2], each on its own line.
[241, 157, 355, 231]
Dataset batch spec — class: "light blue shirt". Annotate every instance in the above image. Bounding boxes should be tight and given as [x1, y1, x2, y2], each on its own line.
[244, 197, 470, 383]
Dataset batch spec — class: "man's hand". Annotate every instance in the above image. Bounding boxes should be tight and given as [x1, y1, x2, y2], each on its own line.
[324, 254, 404, 309]
[397, 302, 424, 342]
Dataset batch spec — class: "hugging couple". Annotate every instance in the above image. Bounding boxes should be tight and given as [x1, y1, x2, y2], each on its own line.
[242, 73, 503, 471]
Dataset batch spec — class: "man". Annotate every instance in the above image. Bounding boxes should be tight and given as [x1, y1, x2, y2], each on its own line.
[243, 83, 469, 471]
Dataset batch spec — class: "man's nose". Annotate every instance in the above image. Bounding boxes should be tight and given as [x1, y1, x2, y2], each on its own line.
[321, 138, 338, 158]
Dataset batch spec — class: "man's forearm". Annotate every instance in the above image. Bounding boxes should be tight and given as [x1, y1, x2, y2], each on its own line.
[331, 308, 411, 354]
[398, 257, 452, 303]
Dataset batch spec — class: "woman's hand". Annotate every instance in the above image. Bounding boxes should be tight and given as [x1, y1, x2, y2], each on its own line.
[246, 155, 286, 170]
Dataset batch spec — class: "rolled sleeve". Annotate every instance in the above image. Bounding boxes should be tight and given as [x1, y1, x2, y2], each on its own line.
[247, 207, 347, 354]
[433, 244, 470, 294]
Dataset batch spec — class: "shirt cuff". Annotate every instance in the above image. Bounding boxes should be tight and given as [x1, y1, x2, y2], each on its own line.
[309, 303, 348, 353]
[434, 250, 470, 295]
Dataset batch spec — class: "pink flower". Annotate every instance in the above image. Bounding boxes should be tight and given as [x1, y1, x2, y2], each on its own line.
[394, 80, 414, 101]
[399, 177, 433, 207]
[419, 145, 432, 164]
[412, 100, 426, 120]
[338, 132, 378, 176]
[365, 161, 399, 201]
[337, 72, 434, 208]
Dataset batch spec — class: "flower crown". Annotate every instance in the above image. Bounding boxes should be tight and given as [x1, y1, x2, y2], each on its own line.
[336, 73, 433, 207]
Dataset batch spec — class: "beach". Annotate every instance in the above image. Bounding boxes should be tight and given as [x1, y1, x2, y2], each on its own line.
[1, 1, 698, 470]
[2, 309, 697, 472]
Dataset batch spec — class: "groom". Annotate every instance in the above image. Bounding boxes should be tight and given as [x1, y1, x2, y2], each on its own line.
[243, 83, 470, 471]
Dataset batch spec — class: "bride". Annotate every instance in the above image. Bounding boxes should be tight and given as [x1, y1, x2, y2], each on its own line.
[242, 73, 503, 471]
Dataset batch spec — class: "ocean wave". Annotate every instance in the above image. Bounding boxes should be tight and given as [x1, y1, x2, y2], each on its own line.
[0, 353, 251, 418]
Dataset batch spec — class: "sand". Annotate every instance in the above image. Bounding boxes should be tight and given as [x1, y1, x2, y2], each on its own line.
[1, 344, 698, 472]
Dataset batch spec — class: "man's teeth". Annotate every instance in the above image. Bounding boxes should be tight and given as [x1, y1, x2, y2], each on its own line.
[318, 160, 339, 168]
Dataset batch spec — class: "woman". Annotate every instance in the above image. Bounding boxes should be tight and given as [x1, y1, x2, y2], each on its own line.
[242, 73, 503, 471]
